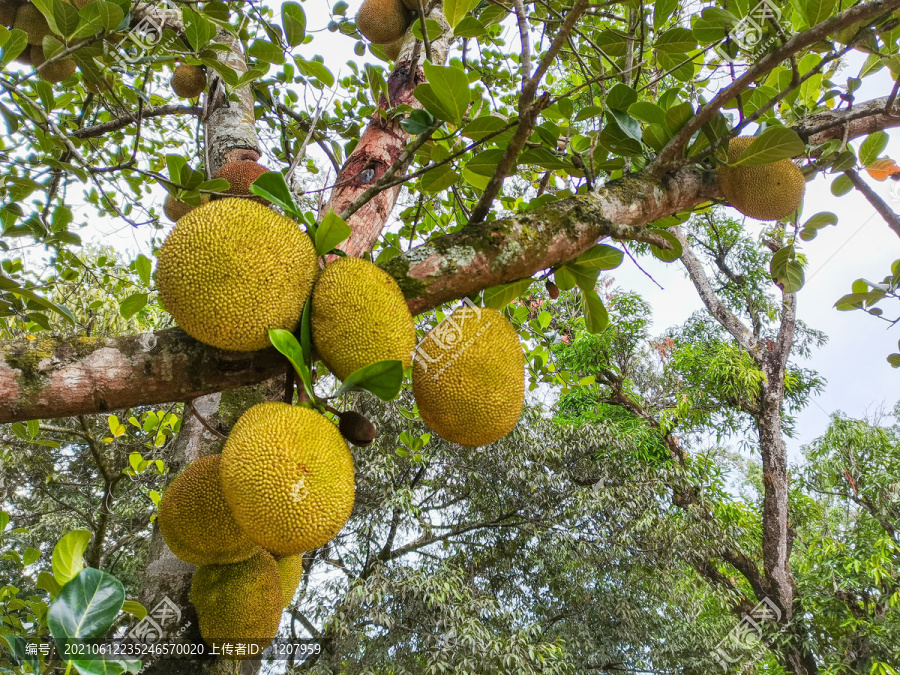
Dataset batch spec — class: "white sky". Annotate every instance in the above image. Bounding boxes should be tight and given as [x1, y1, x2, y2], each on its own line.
[86, 3, 899, 461]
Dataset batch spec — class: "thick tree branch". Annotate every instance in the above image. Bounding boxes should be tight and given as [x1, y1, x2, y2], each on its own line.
[72, 106, 201, 139]
[842, 168, 900, 240]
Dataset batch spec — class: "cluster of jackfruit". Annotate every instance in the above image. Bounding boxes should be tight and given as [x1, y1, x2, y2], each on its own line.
[717, 137, 806, 221]
[1, 1, 76, 82]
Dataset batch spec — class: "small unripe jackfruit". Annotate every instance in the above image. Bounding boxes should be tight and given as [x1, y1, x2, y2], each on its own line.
[213, 160, 270, 202]
[412, 306, 524, 446]
[338, 410, 377, 447]
[158, 455, 259, 566]
[311, 257, 417, 381]
[356, 0, 412, 44]
[190, 550, 283, 656]
[276, 554, 304, 608]
[155, 198, 318, 351]
[163, 193, 209, 223]
[220, 403, 355, 557]
[717, 136, 806, 221]
[170, 63, 206, 98]
[14, 4, 51, 46]
[30, 45, 76, 83]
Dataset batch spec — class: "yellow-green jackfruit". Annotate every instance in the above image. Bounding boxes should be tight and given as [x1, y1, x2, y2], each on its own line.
[220, 403, 355, 557]
[276, 554, 304, 608]
[155, 198, 318, 351]
[717, 136, 806, 221]
[158, 455, 259, 566]
[311, 257, 416, 381]
[190, 550, 283, 657]
[412, 305, 524, 446]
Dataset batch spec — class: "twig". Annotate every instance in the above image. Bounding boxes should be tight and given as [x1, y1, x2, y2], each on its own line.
[843, 168, 900, 240]
[186, 399, 228, 440]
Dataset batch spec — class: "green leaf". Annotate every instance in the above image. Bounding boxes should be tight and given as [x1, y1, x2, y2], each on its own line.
[554, 265, 577, 292]
[420, 165, 460, 192]
[573, 244, 624, 270]
[461, 115, 509, 141]
[482, 278, 534, 310]
[400, 109, 436, 135]
[31, 0, 61, 34]
[0, 28, 27, 67]
[315, 211, 352, 256]
[444, 0, 478, 28]
[887, 353, 900, 368]
[834, 292, 870, 310]
[454, 16, 487, 38]
[119, 293, 147, 320]
[831, 173, 853, 196]
[336, 360, 404, 401]
[281, 2, 306, 47]
[52, 530, 91, 585]
[121, 600, 146, 620]
[268, 329, 314, 400]
[37, 570, 62, 598]
[606, 83, 637, 111]
[656, 26, 696, 52]
[732, 127, 805, 166]
[801, 0, 836, 28]
[607, 109, 642, 143]
[48, 568, 125, 642]
[52, 0, 81, 36]
[296, 56, 334, 86]
[582, 289, 609, 334]
[249, 171, 300, 215]
[465, 148, 506, 176]
[75, 1, 124, 37]
[802, 211, 838, 229]
[300, 296, 312, 366]
[628, 101, 667, 126]
[133, 254, 152, 286]
[69, 657, 141, 675]
[414, 63, 471, 126]
[770, 246, 805, 293]
[649, 230, 683, 262]
[249, 39, 284, 64]
[859, 131, 888, 166]
[181, 6, 216, 51]
[23, 547, 40, 566]
[654, 0, 678, 29]
[665, 102, 693, 135]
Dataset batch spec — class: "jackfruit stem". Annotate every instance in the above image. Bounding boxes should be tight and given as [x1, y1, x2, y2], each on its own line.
[187, 399, 228, 440]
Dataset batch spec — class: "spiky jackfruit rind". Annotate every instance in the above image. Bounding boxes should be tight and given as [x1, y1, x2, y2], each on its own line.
[412, 306, 525, 446]
[190, 550, 283, 657]
[383, 37, 403, 60]
[356, 0, 411, 44]
[220, 403, 356, 557]
[14, 4, 50, 45]
[275, 554, 304, 608]
[155, 198, 318, 352]
[212, 160, 270, 203]
[158, 455, 259, 566]
[163, 193, 209, 223]
[717, 137, 806, 221]
[170, 64, 206, 98]
[311, 257, 416, 382]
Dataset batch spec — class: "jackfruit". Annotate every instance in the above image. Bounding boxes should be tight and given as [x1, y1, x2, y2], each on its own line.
[717, 136, 806, 221]
[384, 37, 403, 60]
[399, 0, 420, 10]
[311, 257, 416, 381]
[213, 160, 270, 203]
[276, 554, 304, 608]
[220, 402, 355, 557]
[155, 198, 318, 351]
[170, 63, 206, 98]
[0, 0, 21, 27]
[163, 193, 209, 223]
[412, 305, 524, 446]
[190, 550, 283, 656]
[14, 4, 50, 46]
[30, 45, 76, 83]
[356, 0, 411, 44]
[158, 455, 259, 565]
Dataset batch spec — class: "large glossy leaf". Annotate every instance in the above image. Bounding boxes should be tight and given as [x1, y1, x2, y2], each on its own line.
[649, 230, 683, 262]
[572, 244, 624, 271]
[48, 568, 125, 641]
[315, 211, 352, 256]
[732, 127, 805, 166]
[770, 246, 805, 293]
[249, 171, 300, 217]
[414, 63, 470, 126]
[268, 329, 314, 400]
[582, 289, 609, 334]
[336, 360, 404, 401]
[483, 279, 533, 310]
[52, 530, 91, 585]
[859, 131, 888, 166]
[281, 2, 306, 46]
